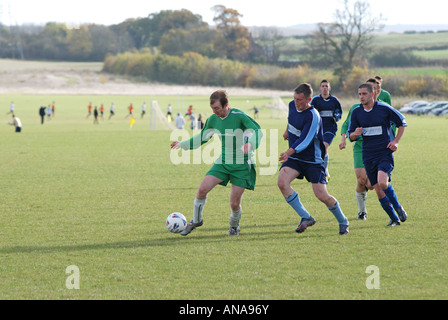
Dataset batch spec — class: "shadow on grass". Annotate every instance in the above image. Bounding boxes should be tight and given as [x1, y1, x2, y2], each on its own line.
[0, 218, 388, 255]
[0, 223, 337, 254]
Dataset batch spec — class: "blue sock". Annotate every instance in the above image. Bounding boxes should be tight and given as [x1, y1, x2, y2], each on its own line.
[379, 196, 399, 221]
[327, 201, 348, 225]
[286, 192, 311, 219]
[383, 184, 401, 210]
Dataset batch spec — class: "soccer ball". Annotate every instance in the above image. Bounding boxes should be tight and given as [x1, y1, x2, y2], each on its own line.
[166, 212, 187, 233]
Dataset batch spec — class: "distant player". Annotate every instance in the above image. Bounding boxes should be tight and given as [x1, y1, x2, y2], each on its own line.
[310, 80, 342, 181]
[348, 83, 407, 226]
[278, 83, 349, 235]
[109, 102, 115, 119]
[99, 104, 105, 119]
[141, 102, 147, 119]
[86, 103, 92, 118]
[8, 114, 22, 132]
[166, 104, 172, 122]
[175, 112, 185, 129]
[7, 101, 14, 115]
[375, 75, 392, 106]
[170, 90, 263, 236]
[93, 106, 99, 124]
[125, 103, 134, 119]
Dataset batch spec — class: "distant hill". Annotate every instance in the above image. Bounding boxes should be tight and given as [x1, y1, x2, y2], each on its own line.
[249, 24, 448, 37]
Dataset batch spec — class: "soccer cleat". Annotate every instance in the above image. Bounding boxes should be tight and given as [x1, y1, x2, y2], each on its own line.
[357, 212, 367, 220]
[339, 224, 349, 235]
[228, 226, 240, 236]
[295, 217, 316, 233]
[395, 206, 407, 222]
[180, 220, 203, 236]
[386, 220, 401, 227]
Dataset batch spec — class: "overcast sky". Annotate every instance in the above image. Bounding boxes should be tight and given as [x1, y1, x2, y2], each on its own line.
[1, 0, 446, 27]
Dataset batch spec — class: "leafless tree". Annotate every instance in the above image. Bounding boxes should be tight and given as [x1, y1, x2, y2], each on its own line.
[310, 0, 384, 78]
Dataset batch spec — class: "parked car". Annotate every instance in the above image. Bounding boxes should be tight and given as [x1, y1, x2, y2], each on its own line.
[412, 101, 445, 115]
[438, 108, 448, 116]
[399, 101, 428, 114]
[428, 101, 448, 116]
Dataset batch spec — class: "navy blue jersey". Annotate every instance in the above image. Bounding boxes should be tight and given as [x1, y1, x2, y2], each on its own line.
[287, 101, 326, 165]
[311, 94, 342, 133]
[347, 101, 407, 162]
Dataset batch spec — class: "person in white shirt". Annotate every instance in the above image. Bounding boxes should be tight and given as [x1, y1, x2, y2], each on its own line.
[141, 102, 147, 118]
[167, 104, 173, 122]
[175, 112, 185, 129]
[8, 101, 15, 115]
[189, 113, 197, 130]
[108, 103, 115, 119]
[9, 114, 22, 132]
[46, 105, 52, 120]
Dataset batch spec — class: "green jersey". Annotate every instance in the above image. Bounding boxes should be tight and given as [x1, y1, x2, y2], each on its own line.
[341, 103, 362, 139]
[378, 89, 391, 106]
[180, 108, 262, 165]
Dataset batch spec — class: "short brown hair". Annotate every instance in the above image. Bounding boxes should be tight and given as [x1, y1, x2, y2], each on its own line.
[210, 90, 229, 107]
[374, 75, 383, 83]
[366, 78, 380, 86]
[359, 83, 374, 93]
[294, 83, 313, 98]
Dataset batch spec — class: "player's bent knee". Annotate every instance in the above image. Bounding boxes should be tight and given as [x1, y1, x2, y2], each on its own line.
[378, 181, 389, 191]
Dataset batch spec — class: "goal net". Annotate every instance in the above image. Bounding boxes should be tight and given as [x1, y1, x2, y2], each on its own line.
[149, 100, 175, 131]
[265, 96, 288, 119]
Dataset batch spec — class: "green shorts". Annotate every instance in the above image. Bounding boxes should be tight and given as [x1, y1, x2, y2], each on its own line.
[206, 162, 256, 190]
[353, 140, 364, 169]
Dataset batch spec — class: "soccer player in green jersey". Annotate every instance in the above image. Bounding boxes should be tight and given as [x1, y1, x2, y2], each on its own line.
[170, 90, 263, 236]
[375, 75, 392, 106]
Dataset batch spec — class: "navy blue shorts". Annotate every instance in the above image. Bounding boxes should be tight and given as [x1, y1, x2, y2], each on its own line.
[281, 158, 327, 184]
[323, 131, 336, 145]
[364, 154, 394, 186]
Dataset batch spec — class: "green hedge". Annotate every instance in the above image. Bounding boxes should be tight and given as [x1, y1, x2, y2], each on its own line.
[102, 51, 326, 91]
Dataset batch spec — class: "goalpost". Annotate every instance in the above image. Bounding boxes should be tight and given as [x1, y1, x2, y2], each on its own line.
[149, 100, 175, 131]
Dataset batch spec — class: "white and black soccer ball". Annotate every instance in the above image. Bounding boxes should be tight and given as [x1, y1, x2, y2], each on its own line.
[166, 212, 187, 233]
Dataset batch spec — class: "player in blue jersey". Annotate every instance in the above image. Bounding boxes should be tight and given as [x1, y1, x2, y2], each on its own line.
[278, 83, 349, 235]
[348, 83, 408, 226]
[310, 80, 342, 181]
[339, 78, 392, 221]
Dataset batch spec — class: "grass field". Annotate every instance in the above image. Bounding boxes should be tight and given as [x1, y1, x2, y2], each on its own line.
[281, 31, 448, 64]
[0, 92, 447, 300]
[375, 67, 448, 78]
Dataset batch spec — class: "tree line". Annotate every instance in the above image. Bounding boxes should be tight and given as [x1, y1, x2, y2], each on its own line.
[1, 2, 386, 71]
[1, 1, 446, 97]
[0, 6, 262, 63]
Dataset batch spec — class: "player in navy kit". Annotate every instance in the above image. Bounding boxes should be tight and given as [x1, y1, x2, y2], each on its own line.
[348, 83, 408, 226]
[311, 80, 342, 180]
[278, 83, 349, 235]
